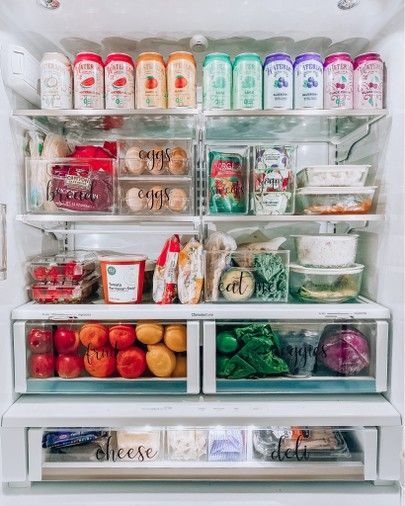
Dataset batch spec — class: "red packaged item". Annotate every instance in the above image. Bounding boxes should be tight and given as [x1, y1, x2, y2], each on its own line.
[30, 250, 97, 283]
[30, 274, 99, 304]
[48, 145, 115, 213]
[152, 234, 181, 304]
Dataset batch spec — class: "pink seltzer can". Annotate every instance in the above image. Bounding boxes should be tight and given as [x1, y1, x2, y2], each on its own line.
[354, 53, 384, 109]
[324, 53, 353, 109]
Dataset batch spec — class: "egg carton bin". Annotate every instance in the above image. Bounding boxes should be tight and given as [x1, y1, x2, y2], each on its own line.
[204, 250, 290, 303]
[118, 180, 194, 215]
[25, 158, 117, 214]
[117, 139, 193, 177]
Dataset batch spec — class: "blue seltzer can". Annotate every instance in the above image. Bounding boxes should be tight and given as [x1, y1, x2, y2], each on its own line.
[232, 53, 263, 109]
[203, 53, 232, 110]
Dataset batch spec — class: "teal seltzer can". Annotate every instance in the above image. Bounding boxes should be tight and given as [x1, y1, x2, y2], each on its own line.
[232, 53, 263, 109]
[203, 53, 232, 110]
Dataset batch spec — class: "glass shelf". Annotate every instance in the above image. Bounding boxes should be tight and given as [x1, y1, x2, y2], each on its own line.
[14, 109, 199, 140]
[203, 109, 387, 143]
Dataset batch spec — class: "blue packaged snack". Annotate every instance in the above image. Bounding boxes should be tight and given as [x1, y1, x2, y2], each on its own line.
[42, 430, 106, 449]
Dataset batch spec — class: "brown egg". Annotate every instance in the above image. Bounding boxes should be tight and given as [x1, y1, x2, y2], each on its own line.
[146, 185, 169, 212]
[168, 147, 188, 175]
[125, 187, 147, 213]
[124, 146, 146, 175]
[146, 145, 169, 175]
[167, 187, 188, 212]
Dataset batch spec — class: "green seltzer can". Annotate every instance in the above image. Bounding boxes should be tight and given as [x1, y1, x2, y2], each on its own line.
[232, 53, 263, 109]
[203, 53, 232, 110]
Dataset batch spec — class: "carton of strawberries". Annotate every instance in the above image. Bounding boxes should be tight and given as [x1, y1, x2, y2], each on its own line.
[29, 251, 100, 303]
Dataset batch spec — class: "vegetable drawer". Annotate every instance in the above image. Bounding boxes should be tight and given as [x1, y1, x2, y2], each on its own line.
[14, 320, 200, 394]
[203, 320, 388, 394]
[26, 425, 377, 482]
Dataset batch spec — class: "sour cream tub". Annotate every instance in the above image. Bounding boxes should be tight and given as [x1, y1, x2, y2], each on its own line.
[99, 254, 147, 304]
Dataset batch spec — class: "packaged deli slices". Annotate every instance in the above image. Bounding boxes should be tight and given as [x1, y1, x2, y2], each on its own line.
[253, 145, 296, 215]
[153, 234, 181, 304]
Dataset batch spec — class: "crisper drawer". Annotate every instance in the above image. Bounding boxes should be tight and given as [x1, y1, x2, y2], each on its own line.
[203, 320, 388, 394]
[27, 425, 377, 482]
[14, 320, 200, 394]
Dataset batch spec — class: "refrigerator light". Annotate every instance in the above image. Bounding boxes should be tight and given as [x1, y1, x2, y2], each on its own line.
[37, 0, 60, 10]
[337, 0, 360, 10]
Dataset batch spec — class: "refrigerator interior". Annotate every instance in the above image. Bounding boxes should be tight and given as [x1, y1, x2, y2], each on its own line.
[0, 0, 404, 504]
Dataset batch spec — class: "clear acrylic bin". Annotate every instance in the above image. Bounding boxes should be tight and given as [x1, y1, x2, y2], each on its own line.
[26, 158, 117, 214]
[119, 180, 193, 215]
[203, 320, 388, 394]
[117, 139, 193, 177]
[204, 250, 290, 303]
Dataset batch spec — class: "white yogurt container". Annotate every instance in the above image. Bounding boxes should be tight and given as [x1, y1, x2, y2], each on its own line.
[293, 234, 359, 268]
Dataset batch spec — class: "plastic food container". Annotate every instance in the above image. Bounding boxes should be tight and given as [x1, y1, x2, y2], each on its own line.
[204, 250, 290, 303]
[296, 187, 376, 215]
[30, 274, 99, 303]
[117, 139, 193, 177]
[99, 254, 147, 304]
[289, 263, 364, 303]
[29, 251, 97, 283]
[293, 234, 359, 268]
[296, 165, 370, 188]
[26, 158, 116, 214]
[119, 181, 192, 215]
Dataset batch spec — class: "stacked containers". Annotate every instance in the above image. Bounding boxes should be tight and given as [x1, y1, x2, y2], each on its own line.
[289, 233, 364, 303]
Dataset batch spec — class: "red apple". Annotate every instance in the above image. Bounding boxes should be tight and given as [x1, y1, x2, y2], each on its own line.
[29, 353, 55, 378]
[27, 328, 53, 354]
[109, 325, 136, 350]
[32, 265, 48, 281]
[54, 326, 79, 354]
[56, 354, 84, 379]
[117, 347, 146, 379]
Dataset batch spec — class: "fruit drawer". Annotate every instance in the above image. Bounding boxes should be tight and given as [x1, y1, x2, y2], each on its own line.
[203, 320, 388, 394]
[27, 425, 377, 482]
[13, 320, 200, 394]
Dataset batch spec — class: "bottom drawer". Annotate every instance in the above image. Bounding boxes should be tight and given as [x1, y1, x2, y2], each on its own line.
[27, 425, 377, 482]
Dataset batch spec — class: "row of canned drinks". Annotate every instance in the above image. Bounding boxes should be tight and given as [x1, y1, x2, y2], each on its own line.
[203, 52, 384, 110]
[41, 51, 196, 110]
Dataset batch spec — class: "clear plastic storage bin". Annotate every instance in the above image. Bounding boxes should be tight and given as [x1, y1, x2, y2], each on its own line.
[289, 263, 364, 303]
[204, 250, 290, 303]
[295, 187, 376, 215]
[296, 165, 370, 188]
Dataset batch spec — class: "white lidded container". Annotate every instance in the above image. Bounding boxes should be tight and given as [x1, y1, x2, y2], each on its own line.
[293, 234, 359, 268]
[296, 165, 370, 188]
[296, 186, 377, 215]
[289, 263, 364, 303]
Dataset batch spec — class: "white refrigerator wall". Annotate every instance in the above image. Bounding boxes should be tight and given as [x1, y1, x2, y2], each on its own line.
[0, 24, 50, 500]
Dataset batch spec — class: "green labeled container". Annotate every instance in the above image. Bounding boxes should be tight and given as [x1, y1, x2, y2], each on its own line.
[203, 53, 232, 110]
[232, 53, 263, 110]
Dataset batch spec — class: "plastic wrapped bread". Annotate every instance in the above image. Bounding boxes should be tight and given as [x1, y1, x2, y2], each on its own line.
[204, 232, 237, 301]
[178, 238, 203, 304]
[153, 234, 181, 304]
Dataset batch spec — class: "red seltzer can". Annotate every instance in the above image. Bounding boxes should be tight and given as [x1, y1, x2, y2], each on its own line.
[74, 52, 104, 109]
[105, 53, 135, 109]
[354, 53, 384, 109]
